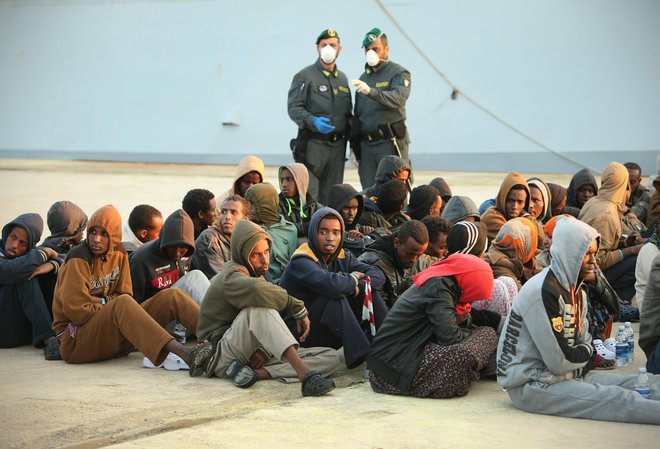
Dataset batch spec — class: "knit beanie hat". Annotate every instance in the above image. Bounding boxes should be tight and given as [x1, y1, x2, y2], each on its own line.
[446, 221, 488, 256]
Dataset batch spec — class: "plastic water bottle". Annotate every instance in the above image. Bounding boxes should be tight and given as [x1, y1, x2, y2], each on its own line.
[624, 321, 634, 363]
[615, 326, 629, 367]
[635, 367, 651, 399]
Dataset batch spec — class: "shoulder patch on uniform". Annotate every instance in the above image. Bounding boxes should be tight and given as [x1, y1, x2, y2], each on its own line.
[338, 85, 350, 94]
[403, 79, 410, 87]
[375, 81, 389, 88]
[551, 316, 563, 333]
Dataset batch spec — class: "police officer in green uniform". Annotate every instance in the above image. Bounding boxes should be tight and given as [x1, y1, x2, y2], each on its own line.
[351, 28, 412, 190]
[287, 28, 352, 205]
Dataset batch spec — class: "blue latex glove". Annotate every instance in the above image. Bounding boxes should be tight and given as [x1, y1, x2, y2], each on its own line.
[312, 116, 335, 134]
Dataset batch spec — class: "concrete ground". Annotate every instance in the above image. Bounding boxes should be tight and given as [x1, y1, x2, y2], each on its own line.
[1, 159, 659, 448]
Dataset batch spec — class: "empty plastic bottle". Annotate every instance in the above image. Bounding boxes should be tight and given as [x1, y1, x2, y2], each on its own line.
[635, 367, 651, 399]
[615, 326, 629, 367]
[624, 321, 634, 363]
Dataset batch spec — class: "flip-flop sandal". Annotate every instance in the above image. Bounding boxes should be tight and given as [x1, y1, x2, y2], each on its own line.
[188, 341, 214, 377]
[226, 359, 259, 388]
[225, 358, 242, 378]
[301, 370, 335, 397]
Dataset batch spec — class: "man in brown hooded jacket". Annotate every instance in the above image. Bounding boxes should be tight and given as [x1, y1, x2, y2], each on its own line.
[481, 172, 531, 242]
[52, 205, 206, 370]
[580, 162, 644, 312]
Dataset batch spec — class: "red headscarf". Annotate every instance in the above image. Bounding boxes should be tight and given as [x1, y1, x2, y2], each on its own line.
[413, 254, 494, 314]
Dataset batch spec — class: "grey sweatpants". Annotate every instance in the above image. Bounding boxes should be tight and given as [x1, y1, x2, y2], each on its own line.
[507, 371, 660, 424]
[212, 307, 341, 383]
[172, 269, 210, 306]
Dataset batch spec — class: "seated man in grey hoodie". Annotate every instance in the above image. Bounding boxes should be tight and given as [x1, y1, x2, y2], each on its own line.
[196, 220, 338, 395]
[640, 254, 660, 374]
[497, 218, 660, 424]
[129, 209, 209, 306]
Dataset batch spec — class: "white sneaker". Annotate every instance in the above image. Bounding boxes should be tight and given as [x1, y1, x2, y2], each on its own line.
[142, 352, 189, 371]
[143, 357, 164, 369]
[603, 337, 616, 354]
[163, 353, 189, 371]
[593, 339, 616, 361]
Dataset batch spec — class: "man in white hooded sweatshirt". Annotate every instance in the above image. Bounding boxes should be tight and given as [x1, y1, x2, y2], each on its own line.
[497, 218, 660, 424]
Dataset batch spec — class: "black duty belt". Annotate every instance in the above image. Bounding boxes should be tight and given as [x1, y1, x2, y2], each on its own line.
[361, 130, 389, 142]
[309, 131, 346, 142]
[361, 121, 403, 142]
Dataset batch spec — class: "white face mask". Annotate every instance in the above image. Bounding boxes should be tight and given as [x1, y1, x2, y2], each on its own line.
[366, 49, 380, 67]
[320, 45, 337, 64]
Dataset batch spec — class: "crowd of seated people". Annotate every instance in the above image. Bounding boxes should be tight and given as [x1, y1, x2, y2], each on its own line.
[3, 155, 660, 421]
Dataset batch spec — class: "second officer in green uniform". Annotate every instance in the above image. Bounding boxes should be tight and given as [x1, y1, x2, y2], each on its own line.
[351, 28, 412, 190]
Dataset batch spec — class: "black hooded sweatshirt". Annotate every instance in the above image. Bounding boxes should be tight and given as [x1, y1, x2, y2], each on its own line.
[565, 168, 599, 216]
[361, 155, 411, 200]
[129, 209, 195, 303]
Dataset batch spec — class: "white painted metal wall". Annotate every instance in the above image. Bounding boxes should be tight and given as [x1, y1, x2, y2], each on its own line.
[1, 0, 658, 172]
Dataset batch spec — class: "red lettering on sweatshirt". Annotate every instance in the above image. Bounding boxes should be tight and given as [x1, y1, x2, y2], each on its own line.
[151, 269, 180, 291]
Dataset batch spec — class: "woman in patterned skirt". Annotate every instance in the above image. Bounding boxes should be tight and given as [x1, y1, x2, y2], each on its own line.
[366, 253, 499, 398]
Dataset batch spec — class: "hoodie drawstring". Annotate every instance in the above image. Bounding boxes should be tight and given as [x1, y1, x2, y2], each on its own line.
[286, 197, 307, 219]
[570, 285, 581, 336]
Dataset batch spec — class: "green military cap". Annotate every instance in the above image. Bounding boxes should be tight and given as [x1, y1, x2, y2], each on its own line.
[362, 27, 383, 47]
[316, 28, 339, 44]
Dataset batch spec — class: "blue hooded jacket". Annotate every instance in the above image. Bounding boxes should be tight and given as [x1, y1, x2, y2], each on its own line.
[279, 207, 385, 305]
